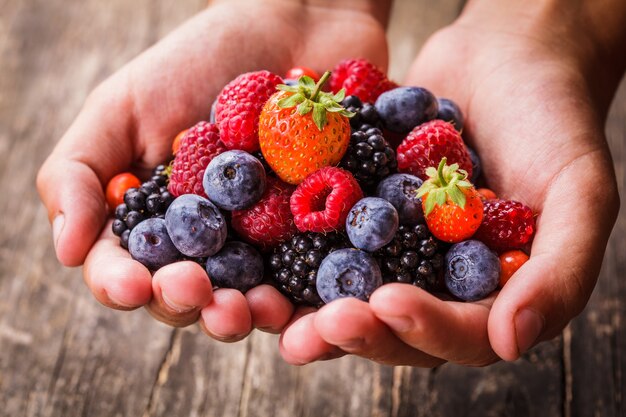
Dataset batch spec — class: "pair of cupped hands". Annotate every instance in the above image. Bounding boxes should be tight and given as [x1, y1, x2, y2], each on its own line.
[37, 1, 620, 367]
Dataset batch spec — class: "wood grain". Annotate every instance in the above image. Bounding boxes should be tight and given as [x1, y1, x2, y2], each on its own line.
[0, 0, 624, 416]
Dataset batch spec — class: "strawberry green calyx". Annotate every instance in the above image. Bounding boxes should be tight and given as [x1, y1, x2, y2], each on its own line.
[416, 157, 474, 216]
[276, 71, 354, 131]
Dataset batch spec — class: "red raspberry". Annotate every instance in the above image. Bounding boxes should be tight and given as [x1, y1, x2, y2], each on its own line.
[215, 70, 283, 153]
[168, 122, 227, 197]
[474, 199, 536, 251]
[290, 167, 363, 233]
[397, 120, 473, 180]
[231, 177, 297, 251]
[329, 59, 397, 104]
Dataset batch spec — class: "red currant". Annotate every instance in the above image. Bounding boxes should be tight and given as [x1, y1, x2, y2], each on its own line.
[285, 66, 320, 81]
[106, 172, 141, 210]
[499, 250, 529, 286]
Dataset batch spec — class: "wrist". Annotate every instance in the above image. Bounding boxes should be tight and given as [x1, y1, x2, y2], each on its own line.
[457, 0, 626, 110]
[209, 0, 392, 28]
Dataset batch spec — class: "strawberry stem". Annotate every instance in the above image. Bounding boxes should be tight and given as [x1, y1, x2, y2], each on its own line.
[310, 71, 331, 101]
[437, 157, 448, 187]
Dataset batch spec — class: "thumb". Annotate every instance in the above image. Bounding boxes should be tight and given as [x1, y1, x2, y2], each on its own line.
[488, 152, 619, 360]
[37, 91, 135, 266]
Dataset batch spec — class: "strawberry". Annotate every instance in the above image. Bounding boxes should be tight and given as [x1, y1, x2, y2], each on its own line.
[397, 120, 473, 181]
[416, 158, 483, 243]
[329, 59, 397, 104]
[168, 122, 227, 197]
[258, 72, 352, 184]
[215, 70, 283, 153]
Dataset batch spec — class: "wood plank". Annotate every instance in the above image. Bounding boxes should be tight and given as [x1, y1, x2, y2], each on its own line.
[1, 0, 625, 416]
[568, 77, 626, 417]
[0, 1, 205, 416]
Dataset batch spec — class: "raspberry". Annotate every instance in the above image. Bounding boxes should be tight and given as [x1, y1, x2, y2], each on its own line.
[397, 120, 473, 180]
[215, 70, 283, 153]
[474, 199, 535, 251]
[168, 122, 227, 197]
[329, 59, 397, 104]
[231, 177, 297, 251]
[290, 167, 363, 233]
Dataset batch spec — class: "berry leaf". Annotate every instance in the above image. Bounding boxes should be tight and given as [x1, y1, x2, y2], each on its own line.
[278, 93, 305, 109]
[447, 186, 466, 208]
[297, 100, 313, 115]
[312, 103, 327, 131]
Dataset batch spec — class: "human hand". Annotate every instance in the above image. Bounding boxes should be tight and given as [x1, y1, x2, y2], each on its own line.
[36, 0, 389, 338]
[280, 1, 624, 365]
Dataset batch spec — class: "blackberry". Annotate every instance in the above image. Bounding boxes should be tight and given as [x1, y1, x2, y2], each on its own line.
[268, 232, 349, 307]
[374, 223, 446, 292]
[342, 95, 383, 132]
[112, 164, 174, 243]
[340, 127, 397, 189]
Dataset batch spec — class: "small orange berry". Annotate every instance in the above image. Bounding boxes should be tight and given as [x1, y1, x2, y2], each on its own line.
[499, 250, 529, 287]
[172, 129, 188, 155]
[478, 188, 497, 200]
[106, 172, 141, 211]
[285, 66, 320, 81]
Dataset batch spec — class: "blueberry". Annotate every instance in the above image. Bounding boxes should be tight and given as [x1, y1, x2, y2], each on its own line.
[205, 241, 263, 292]
[128, 218, 180, 270]
[165, 194, 227, 257]
[316, 248, 383, 303]
[466, 146, 481, 183]
[375, 87, 438, 133]
[436, 98, 464, 131]
[346, 197, 399, 252]
[444, 240, 500, 301]
[203, 150, 266, 210]
[375, 173, 424, 225]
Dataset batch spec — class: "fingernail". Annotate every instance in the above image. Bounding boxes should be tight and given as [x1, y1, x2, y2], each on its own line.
[52, 214, 65, 250]
[515, 308, 544, 355]
[162, 291, 196, 313]
[379, 315, 414, 332]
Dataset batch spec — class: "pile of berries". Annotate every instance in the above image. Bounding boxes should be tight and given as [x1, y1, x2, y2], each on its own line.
[105, 60, 536, 306]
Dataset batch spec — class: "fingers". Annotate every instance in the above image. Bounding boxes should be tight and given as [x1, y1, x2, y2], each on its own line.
[147, 261, 214, 327]
[313, 298, 445, 367]
[279, 307, 344, 365]
[83, 223, 153, 309]
[370, 284, 500, 366]
[200, 289, 252, 342]
[489, 152, 619, 360]
[245, 285, 294, 333]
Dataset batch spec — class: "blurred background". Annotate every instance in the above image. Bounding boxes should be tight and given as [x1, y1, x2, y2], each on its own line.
[0, 0, 624, 416]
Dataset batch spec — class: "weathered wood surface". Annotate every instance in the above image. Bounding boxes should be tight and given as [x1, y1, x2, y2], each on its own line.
[0, 0, 623, 416]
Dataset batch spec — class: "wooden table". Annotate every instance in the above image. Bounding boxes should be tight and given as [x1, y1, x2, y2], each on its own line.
[1, 1, 624, 416]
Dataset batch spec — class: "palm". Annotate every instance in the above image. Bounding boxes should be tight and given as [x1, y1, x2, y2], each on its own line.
[279, 23, 619, 366]
[38, 1, 389, 334]
[401, 24, 617, 359]
[113, 3, 389, 176]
